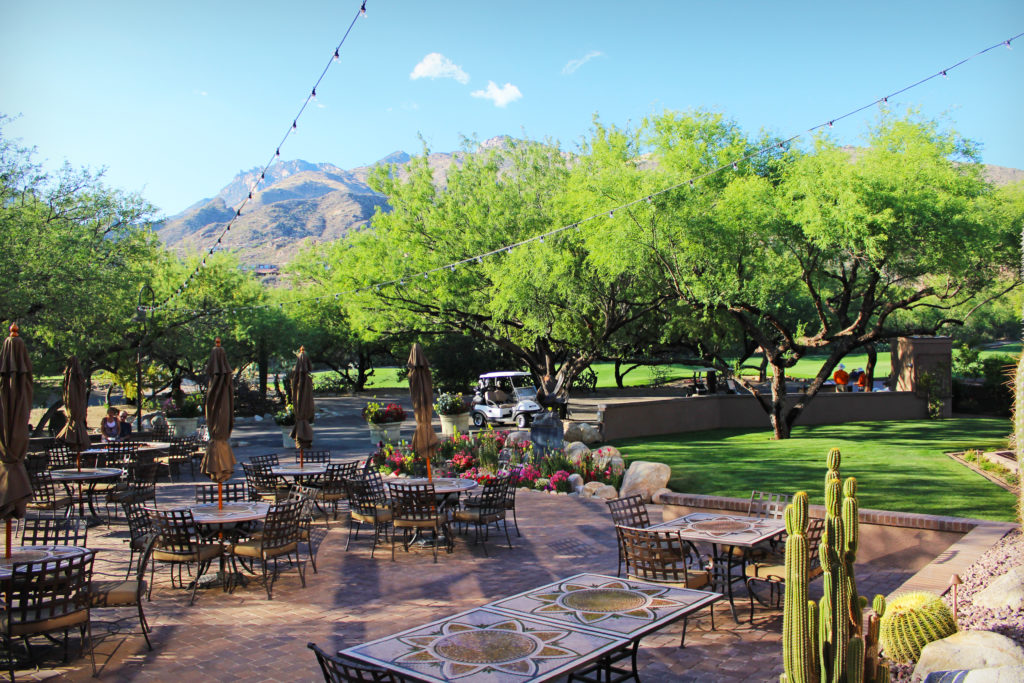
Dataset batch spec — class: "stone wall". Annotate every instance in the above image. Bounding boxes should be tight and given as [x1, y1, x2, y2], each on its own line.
[599, 390, 930, 441]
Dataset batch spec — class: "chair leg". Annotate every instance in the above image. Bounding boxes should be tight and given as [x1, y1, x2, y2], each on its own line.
[138, 601, 153, 650]
[511, 505, 521, 537]
[502, 517, 513, 550]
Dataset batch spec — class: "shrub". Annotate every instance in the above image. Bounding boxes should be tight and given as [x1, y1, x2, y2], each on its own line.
[312, 372, 351, 394]
[434, 392, 469, 415]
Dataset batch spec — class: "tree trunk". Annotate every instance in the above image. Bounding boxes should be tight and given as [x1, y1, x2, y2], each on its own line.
[768, 362, 790, 439]
[615, 359, 625, 389]
[864, 344, 877, 392]
[257, 342, 269, 399]
[759, 354, 769, 383]
[31, 400, 65, 437]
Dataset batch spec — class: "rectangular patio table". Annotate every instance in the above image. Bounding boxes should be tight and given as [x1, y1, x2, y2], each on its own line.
[648, 512, 785, 623]
[340, 572, 721, 682]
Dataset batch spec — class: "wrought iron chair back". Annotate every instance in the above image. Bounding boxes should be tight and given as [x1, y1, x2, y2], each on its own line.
[747, 490, 792, 520]
[194, 482, 250, 504]
[20, 516, 89, 546]
[307, 642, 397, 682]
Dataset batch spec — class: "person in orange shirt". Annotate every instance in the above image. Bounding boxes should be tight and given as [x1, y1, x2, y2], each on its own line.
[833, 364, 849, 392]
[856, 369, 868, 392]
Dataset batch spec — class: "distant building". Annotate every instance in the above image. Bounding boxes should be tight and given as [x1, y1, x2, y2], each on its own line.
[254, 264, 279, 276]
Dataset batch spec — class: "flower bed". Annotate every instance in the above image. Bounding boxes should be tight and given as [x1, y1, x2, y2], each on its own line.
[367, 428, 623, 492]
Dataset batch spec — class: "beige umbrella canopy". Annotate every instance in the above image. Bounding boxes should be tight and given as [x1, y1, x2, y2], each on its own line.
[200, 339, 236, 487]
[0, 324, 34, 539]
[290, 347, 314, 452]
[408, 343, 439, 480]
[57, 355, 90, 452]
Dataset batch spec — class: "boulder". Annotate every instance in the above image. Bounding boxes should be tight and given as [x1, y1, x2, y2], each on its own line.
[618, 461, 671, 503]
[974, 565, 1024, 611]
[914, 632, 1024, 682]
[567, 473, 585, 495]
[594, 484, 619, 500]
[964, 666, 1024, 682]
[253, 414, 263, 422]
[582, 481, 605, 498]
[506, 430, 532, 446]
[593, 446, 626, 475]
[563, 423, 585, 442]
[577, 423, 603, 445]
[651, 487, 673, 504]
[565, 442, 592, 467]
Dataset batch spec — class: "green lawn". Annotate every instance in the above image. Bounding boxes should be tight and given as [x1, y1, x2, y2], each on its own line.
[611, 418, 1017, 522]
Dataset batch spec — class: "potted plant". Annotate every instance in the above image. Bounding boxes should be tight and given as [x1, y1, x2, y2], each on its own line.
[434, 392, 470, 436]
[362, 400, 405, 444]
[274, 404, 296, 448]
[163, 394, 203, 438]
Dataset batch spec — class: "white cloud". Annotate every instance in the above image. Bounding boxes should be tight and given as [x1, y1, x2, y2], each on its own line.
[470, 81, 522, 108]
[562, 50, 603, 75]
[193, 89, 208, 96]
[410, 53, 470, 84]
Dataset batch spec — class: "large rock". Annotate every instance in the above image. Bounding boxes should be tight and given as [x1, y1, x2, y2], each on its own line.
[506, 430, 532, 446]
[592, 446, 626, 475]
[618, 461, 671, 503]
[594, 484, 619, 500]
[565, 442, 592, 467]
[582, 481, 605, 498]
[651, 487, 673, 504]
[914, 631, 1024, 681]
[563, 423, 585, 442]
[974, 565, 1024, 611]
[567, 473, 585, 495]
[578, 423, 603, 445]
[964, 666, 1024, 682]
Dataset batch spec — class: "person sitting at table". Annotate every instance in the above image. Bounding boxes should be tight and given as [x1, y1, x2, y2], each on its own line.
[832, 364, 849, 392]
[119, 410, 133, 438]
[100, 407, 121, 442]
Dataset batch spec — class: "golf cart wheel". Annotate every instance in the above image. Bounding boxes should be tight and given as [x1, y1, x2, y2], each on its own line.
[515, 413, 530, 428]
[472, 412, 486, 428]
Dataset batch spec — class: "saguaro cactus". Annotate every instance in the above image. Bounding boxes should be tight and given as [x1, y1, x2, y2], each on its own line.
[780, 448, 888, 683]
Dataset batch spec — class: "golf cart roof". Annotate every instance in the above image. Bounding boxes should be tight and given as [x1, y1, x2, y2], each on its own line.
[479, 371, 532, 379]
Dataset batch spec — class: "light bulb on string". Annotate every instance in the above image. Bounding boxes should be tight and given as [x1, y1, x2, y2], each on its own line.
[1005, 40, 1012, 49]
[940, 70, 948, 78]
[689, 180, 694, 188]
[828, 121, 834, 128]
[360, 2, 366, 17]
[275, 149, 281, 161]
[311, 88, 317, 102]
[732, 161, 738, 171]
[608, 210, 614, 218]
[291, 120, 297, 132]
[333, 49, 340, 62]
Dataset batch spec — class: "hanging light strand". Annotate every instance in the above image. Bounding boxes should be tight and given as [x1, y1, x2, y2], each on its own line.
[143, 30, 1022, 317]
[154, 0, 369, 312]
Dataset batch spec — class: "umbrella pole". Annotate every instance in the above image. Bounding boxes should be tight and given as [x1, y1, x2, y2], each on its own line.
[425, 453, 432, 482]
[299, 446, 304, 468]
[218, 481, 223, 510]
[76, 446, 81, 472]
[5, 519, 10, 558]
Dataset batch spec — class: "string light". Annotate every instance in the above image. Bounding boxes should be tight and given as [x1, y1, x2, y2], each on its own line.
[144, 29, 1023, 317]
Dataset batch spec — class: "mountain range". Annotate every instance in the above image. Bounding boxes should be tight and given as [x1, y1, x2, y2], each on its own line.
[155, 141, 1024, 268]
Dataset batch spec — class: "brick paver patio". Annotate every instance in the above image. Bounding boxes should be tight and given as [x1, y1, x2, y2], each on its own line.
[8, 460, 963, 683]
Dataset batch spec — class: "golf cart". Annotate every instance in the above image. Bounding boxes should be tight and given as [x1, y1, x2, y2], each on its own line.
[470, 371, 543, 428]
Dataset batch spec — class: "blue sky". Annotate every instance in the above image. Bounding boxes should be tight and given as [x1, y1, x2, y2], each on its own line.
[1, 1, 1021, 217]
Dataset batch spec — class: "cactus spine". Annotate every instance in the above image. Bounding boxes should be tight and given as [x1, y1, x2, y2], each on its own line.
[878, 591, 958, 664]
[781, 448, 888, 682]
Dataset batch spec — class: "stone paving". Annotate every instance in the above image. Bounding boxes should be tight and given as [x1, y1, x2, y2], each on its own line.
[7, 399, 978, 682]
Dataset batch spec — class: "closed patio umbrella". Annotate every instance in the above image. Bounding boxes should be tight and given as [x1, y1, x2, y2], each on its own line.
[408, 343, 439, 481]
[58, 355, 90, 471]
[200, 339, 236, 507]
[0, 324, 33, 557]
[290, 346, 314, 466]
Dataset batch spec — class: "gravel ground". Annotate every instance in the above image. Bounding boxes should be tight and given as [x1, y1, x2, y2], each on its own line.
[891, 528, 1024, 681]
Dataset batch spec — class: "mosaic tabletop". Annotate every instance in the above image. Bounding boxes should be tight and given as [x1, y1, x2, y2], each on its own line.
[189, 501, 270, 525]
[270, 464, 328, 477]
[387, 477, 479, 495]
[649, 512, 786, 547]
[486, 573, 721, 640]
[51, 467, 124, 482]
[0, 545, 92, 579]
[341, 606, 627, 683]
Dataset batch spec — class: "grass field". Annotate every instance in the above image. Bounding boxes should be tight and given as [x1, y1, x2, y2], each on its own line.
[610, 418, 1017, 522]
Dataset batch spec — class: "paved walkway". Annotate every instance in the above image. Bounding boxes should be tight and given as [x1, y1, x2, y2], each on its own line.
[8, 404, 983, 682]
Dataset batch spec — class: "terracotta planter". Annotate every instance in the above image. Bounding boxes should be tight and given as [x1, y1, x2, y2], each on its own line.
[439, 412, 471, 437]
[368, 421, 402, 444]
[165, 417, 200, 438]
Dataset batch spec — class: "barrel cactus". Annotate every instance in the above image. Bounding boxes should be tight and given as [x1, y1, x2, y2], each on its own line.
[878, 591, 957, 664]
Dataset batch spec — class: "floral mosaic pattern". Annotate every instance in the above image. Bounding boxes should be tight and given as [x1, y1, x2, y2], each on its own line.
[649, 512, 785, 547]
[342, 606, 624, 682]
[488, 573, 720, 638]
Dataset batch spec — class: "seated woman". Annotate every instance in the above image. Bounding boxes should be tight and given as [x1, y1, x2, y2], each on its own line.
[100, 407, 121, 443]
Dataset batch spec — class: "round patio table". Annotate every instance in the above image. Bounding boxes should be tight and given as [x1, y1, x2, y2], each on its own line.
[0, 545, 92, 580]
[386, 477, 478, 495]
[51, 467, 124, 519]
[270, 464, 328, 479]
[189, 501, 270, 526]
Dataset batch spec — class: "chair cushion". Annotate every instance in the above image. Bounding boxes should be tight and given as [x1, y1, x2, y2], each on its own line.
[351, 509, 392, 524]
[28, 496, 73, 510]
[90, 580, 144, 607]
[454, 509, 503, 524]
[394, 518, 442, 530]
[230, 540, 298, 559]
[154, 543, 221, 563]
[3, 608, 89, 636]
[627, 571, 711, 590]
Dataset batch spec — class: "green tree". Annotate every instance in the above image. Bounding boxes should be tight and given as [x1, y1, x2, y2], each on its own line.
[627, 109, 1020, 438]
